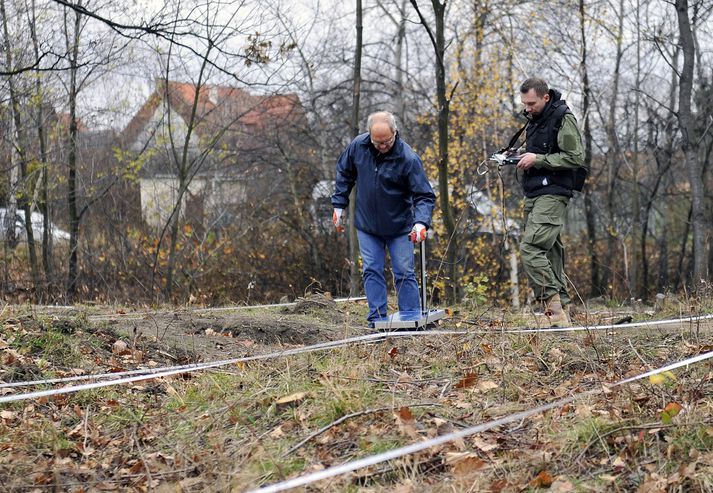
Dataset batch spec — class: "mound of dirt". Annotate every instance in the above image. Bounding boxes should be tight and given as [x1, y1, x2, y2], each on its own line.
[189, 314, 334, 346]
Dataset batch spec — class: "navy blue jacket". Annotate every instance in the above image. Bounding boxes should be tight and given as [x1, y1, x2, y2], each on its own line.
[331, 133, 435, 237]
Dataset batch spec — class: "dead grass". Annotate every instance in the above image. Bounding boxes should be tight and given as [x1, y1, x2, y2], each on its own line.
[0, 300, 711, 492]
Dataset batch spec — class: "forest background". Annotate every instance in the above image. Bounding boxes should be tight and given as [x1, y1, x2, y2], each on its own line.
[1, 0, 712, 309]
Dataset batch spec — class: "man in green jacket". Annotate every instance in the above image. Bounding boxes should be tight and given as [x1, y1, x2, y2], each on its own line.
[516, 78, 585, 326]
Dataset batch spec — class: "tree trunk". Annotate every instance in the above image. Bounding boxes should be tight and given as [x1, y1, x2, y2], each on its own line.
[2, 0, 41, 298]
[630, 0, 644, 298]
[578, 0, 599, 299]
[601, 0, 626, 297]
[348, 0, 363, 297]
[29, 0, 53, 291]
[676, 0, 706, 287]
[0, 0, 19, 253]
[394, 0, 407, 124]
[65, 3, 82, 301]
[411, 0, 457, 303]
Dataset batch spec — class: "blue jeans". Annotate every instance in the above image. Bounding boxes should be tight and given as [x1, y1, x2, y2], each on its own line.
[357, 229, 421, 322]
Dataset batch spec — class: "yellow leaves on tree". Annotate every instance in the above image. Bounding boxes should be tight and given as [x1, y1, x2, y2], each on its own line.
[418, 41, 523, 303]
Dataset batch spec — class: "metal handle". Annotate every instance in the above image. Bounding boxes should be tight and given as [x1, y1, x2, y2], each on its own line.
[420, 239, 427, 314]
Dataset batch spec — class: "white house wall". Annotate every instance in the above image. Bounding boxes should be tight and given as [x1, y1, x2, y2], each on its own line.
[140, 176, 207, 229]
[131, 102, 200, 153]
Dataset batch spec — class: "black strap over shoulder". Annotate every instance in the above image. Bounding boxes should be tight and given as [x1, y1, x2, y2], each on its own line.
[499, 117, 529, 153]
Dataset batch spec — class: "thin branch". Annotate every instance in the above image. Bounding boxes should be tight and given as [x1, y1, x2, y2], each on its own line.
[408, 0, 441, 67]
[281, 402, 441, 457]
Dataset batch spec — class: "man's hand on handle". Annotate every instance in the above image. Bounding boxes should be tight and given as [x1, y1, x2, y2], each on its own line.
[409, 223, 427, 243]
[516, 152, 537, 170]
[332, 208, 344, 233]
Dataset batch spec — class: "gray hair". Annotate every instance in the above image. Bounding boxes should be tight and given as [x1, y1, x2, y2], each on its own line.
[367, 111, 398, 133]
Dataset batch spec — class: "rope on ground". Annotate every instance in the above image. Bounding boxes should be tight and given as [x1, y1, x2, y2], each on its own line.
[2, 314, 711, 392]
[0, 330, 467, 402]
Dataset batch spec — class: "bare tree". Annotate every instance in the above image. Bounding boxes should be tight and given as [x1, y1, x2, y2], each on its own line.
[675, 0, 706, 287]
[1, 0, 42, 295]
[410, 0, 458, 303]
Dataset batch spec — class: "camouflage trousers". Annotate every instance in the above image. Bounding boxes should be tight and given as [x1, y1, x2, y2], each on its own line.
[520, 194, 571, 305]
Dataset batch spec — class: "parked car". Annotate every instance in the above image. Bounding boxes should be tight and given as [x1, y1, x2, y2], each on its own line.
[0, 208, 70, 242]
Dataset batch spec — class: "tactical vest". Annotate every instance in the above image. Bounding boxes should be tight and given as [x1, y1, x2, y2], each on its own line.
[523, 99, 576, 198]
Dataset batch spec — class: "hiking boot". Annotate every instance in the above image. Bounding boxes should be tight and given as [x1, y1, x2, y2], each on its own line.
[544, 294, 570, 327]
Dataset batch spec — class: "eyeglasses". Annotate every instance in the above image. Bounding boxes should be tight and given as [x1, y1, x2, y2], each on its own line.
[370, 133, 396, 147]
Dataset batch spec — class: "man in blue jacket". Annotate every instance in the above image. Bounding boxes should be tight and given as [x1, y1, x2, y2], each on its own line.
[332, 111, 436, 326]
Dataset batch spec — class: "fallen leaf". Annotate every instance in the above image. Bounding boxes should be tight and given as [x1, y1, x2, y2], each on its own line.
[452, 400, 472, 410]
[455, 372, 477, 389]
[275, 392, 308, 408]
[128, 460, 145, 474]
[664, 401, 683, 414]
[649, 371, 676, 386]
[636, 473, 667, 493]
[447, 453, 487, 477]
[489, 479, 510, 492]
[612, 455, 626, 468]
[388, 346, 399, 359]
[397, 406, 414, 423]
[269, 425, 286, 438]
[660, 402, 683, 424]
[0, 410, 18, 421]
[550, 478, 575, 492]
[529, 470, 553, 488]
[677, 462, 696, 479]
[476, 380, 499, 392]
[472, 436, 498, 452]
[112, 340, 128, 355]
[395, 406, 419, 439]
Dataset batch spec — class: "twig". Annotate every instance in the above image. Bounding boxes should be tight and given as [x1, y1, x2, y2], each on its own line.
[157, 350, 178, 361]
[439, 380, 451, 398]
[627, 338, 653, 369]
[331, 375, 449, 385]
[282, 403, 440, 458]
[82, 405, 91, 455]
[132, 427, 154, 489]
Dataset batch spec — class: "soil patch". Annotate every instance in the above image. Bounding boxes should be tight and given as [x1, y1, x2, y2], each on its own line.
[99, 309, 347, 361]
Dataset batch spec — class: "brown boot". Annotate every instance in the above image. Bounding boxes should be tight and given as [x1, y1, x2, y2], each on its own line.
[544, 294, 571, 327]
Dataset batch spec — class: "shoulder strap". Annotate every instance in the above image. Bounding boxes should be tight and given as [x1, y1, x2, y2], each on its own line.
[499, 119, 529, 153]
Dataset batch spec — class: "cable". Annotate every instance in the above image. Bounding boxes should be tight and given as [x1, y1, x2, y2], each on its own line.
[0, 330, 468, 402]
[2, 314, 711, 391]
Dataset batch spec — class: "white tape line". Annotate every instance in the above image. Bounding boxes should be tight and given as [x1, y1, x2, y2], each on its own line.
[503, 313, 713, 334]
[0, 330, 465, 390]
[3, 313, 712, 390]
[249, 350, 713, 493]
[0, 335, 377, 389]
[0, 330, 467, 402]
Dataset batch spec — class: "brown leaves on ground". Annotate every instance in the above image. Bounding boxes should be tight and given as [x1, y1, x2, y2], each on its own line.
[1, 306, 712, 491]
